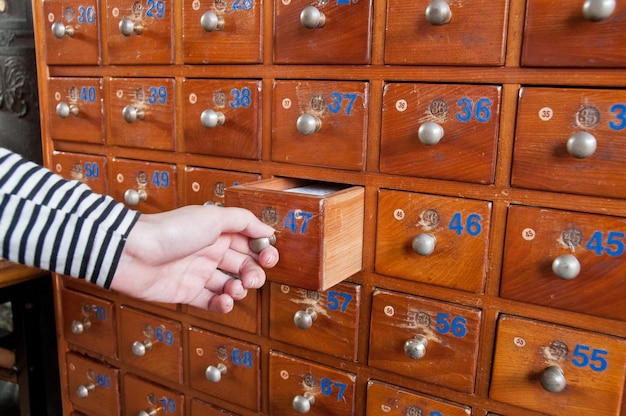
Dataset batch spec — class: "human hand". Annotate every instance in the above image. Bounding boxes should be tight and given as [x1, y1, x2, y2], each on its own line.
[110, 205, 278, 312]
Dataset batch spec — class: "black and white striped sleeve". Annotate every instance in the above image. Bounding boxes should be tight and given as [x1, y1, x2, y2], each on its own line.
[0, 147, 140, 288]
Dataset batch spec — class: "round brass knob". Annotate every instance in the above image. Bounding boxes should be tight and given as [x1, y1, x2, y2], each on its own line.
[119, 17, 143, 36]
[122, 105, 145, 123]
[200, 109, 225, 128]
[201, 11, 225, 31]
[404, 334, 428, 359]
[132, 340, 152, 357]
[582, 0, 616, 21]
[249, 234, 276, 253]
[418, 121, 444, 145]
[552, 254, 580, 280]
[425, 0, 452, 25]
[76, 382, 95, 399]
[56, 102, 79, 118]
[292, 392, 315, 413]
[540, 365, 566, 393]
[294, 308, 317, 329]
[205, 363, 227, 382]
[124, 189, 147, 206]
[296, 113, 321, 135]
[567, 132, 597, 159]
[51, 21, 74, 38]
[412, 233, 436, 256]
[300, 6, 325, 29]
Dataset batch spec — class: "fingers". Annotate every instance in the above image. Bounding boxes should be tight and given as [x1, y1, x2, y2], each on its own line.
[216, 206, 276, 239]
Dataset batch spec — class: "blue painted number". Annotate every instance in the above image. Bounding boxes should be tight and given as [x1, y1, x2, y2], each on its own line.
[327, 291, 352, 312]
[229, 87, 252, 108]
[456, 97, 492, 123]
[145, 0, 166, 18]
[80, 86, 97, 103]
[585, 231, 625, 257]
[284, 210, 313, 234]
[155, 327, 174, 345]
[609, 103, 626, 131]
[232, 349, 254, 368]
[96, 374, 111, 388]
[448, 212, 482, 236]
[327, 92, 358, 115]
[321, 377, 347, 400]
[91, 305, 106, 320]
[151, 171, 170, 188]
[84, 162, 99, 178]
[435, 313, 467, 338]
[159, 398, 177, 413]
[232, 0, 253, 10]
[77, 5, 96, 24]
[572, 344, 608, 372]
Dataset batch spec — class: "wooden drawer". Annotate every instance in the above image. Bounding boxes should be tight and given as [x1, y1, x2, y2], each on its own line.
[182, 0, 262, 64]
[188, 328, 261, 411]
[110, 158, 177, 213]
[186, 289, 260, 334]
[104, 0, 173, 64]
[368, 289, 482, 393]
[376, 190, 491, 293]
[273, 0, 372, 64]
[269, 282, 360, 361]
[183, 79, 262, 159]
[522, 0, 626, 67]
[385, 0, 508, 65]
[123, 374, 183, 415]
[43, 0, 101, 65]
[366, 380, 471, 415]
[380, 83, 501, 184]
[271, 80, 368, 171]
[269, 351, 356, 415]
[191, 399, 238, 415]
[47, 77, 103, 143]
[66, 352, 120, 416]
[108, 77, 176, 150]
[51, 151, 107, 195]
[225, 178, 364, 291]
[118, 306, 183, 383]
[490, 315, 626, 415]
[61, 288, 116, 358]
[183, 166, 261, 207]
[501, 205, 626, 322]
[512, 87, 626, 199]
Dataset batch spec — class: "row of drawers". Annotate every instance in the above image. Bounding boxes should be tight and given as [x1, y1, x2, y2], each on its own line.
[54, 152, 626, 321]
[48, 78, 626, 198]
[63, 284, 626, 415]
[44, 0, 626, 67]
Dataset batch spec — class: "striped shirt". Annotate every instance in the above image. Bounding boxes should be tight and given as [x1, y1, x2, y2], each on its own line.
[0, 147, 140, 288]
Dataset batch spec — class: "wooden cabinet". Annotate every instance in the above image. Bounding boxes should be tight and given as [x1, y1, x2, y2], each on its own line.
[32, 0, 626, 414]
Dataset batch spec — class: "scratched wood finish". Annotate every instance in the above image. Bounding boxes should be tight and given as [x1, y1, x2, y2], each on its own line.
[182, 166, 261, 207]
[51, 151, 108, 194]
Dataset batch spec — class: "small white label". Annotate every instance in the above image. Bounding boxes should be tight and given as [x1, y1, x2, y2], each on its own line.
[538, 107, 553, 121]
[112, 7, 119, 17]
[395, 99, 408, 112]
[192, 0, 201, 10]
[280, 370, 289, 380]
[514, 337, 526, 348]
[281, 0, 291, 5]
[116, 173, 124, 183]
[522, 228, 536, 241]
[192, 182, 200, 192]
[196, 347, 204, 356]
[189, 93, 198, 104]
[282, 98, 292, 110]
[381, 405, 392, 413]
[280, 284, 290, 294]
[384, 305, 395, 317]
[116, 90, 124, 99]
[48, 13, 55, 22]
[54, 92, 61, 101]
[55, 163, 62, 173]
[393, 209, 405, 221]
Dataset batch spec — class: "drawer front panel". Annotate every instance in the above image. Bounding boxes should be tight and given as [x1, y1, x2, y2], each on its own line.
[269, 351, 356, 415]
[43, 0, 101, 65]
[380, 83, 501, 184]
[52, 151, 108, 195]
[188, 328, 261, 411]
[522, 0, 626, 67]
[501, 205, 626, 321]
[66, 352, 120, 416]
[272, 80, 368, 171]
[118, 306, 183, 383]
[385, 0, 508, 65]
[182, 0, 262, 63]
[123, 374, 183, 416]
[512, 87, 626, 199]
[108, 78, 176, 150]
[376, 190, 491, 293]
[183, 79, 262, 159]
[490, 315, 626, 415]
[369, 289, 482, 393]
[183, 166, 261, 207]
[48, 77, 104, 143]
[269, 282, 360, 360]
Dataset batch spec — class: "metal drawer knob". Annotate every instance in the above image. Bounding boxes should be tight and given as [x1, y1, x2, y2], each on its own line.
[122, 105, 145, 123]
[138, 408, 158, 416]
[71, 319, 91, 334]
[119, 17, 143, 36]
[132, 340, 153, 356]
[404, 334, 428, 359]
[205, 363, 227, 382]
[552, 254, 580, 280]
[124, 189, 147, 206]
[294, 308, 318, 330]
[56, 102, 79, 118]
[292, 392, 315, 413]
[249, 234, 276, 253]
[567, 131, 597, 159]
[296, 113, 321, 135]
[201, 109, 225, 128]
[582, 0, 616, 21]
[51, 21, 75, 38]
[201, 11, 225, 31]
[412, 233, 436, 256]
[76, 382, 95, 398]
[300, 6, 325, 29]
[541, 365, 567, 393]
[425, 0, 452, 26]
[418, 121, 444, 145]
